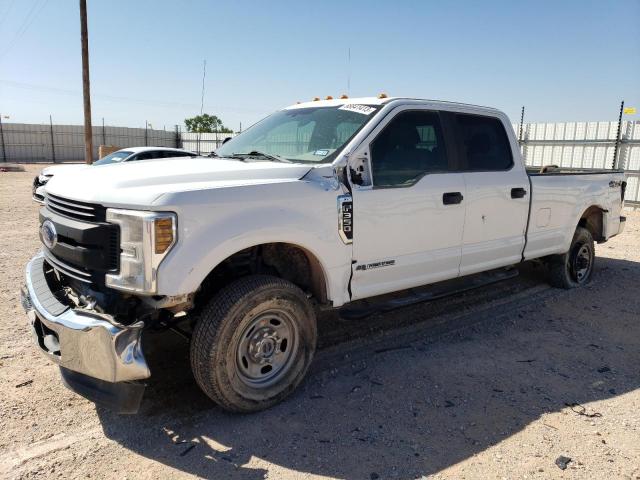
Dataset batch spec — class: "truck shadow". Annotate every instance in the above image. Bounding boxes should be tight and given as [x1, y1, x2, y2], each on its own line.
[96, 255, 640, 479]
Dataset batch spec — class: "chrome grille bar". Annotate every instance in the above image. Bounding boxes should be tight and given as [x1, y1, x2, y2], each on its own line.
[45, 193, 104, 222]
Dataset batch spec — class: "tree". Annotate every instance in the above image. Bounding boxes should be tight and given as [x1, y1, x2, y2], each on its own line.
[184, 114, 232, 133]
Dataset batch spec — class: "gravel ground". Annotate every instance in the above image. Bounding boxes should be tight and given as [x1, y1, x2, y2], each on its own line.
[1, 164, 639, 480]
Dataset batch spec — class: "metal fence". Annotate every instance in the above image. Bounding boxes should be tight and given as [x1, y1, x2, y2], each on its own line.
[0, 122, 239, 161]
[0, 122, 179, 162]
[514, 121, 640, 205]
[1, 119, 639, 205]
[180, 132, 236, 155]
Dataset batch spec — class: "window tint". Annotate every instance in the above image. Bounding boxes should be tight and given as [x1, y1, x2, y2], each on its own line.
[162, 151, 188, 158]
[132, 152, 154, 161]
[370, 111, 448, 187]
[455, 114, 513, 171]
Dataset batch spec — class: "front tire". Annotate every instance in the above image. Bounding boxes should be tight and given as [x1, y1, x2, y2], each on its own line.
[190, 275, 317, 412]
[547, 226, 595, 289]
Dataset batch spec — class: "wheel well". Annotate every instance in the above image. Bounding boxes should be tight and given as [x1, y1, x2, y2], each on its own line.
[198, 243, 328, 304]
[578, 206, 605, 242]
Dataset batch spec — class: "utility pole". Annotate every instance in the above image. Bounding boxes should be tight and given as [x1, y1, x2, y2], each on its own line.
[79, 0, 93, 164]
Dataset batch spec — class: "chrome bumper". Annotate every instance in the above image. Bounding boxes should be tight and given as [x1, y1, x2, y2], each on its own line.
[21, 253, 150, 384]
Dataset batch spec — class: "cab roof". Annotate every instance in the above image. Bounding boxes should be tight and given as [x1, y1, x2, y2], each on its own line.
[285, 96, 501, 114]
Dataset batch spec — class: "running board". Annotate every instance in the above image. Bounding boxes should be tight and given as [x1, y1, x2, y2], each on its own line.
[339, 268, 519, 320]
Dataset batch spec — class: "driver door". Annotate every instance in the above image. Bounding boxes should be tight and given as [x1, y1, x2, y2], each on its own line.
[350, 108, 466, 300]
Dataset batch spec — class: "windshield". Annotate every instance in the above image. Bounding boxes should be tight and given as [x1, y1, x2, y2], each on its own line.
[216, 105, 379, 163]
[93, 150, 133, 166]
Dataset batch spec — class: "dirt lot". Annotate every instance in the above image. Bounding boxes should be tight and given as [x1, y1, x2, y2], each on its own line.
[1, 164, 639, 480]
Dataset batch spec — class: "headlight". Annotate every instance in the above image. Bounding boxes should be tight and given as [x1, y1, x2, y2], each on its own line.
[105, 209, 177, 294]
[38, 174, 51, 184]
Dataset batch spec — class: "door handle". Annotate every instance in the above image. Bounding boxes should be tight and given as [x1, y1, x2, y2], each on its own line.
[511, 187, 527, 199]
[443, 192, 464, 205]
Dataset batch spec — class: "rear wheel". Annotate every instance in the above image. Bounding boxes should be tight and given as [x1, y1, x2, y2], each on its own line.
[190, 275, 317, 412]
[547, 226, 595, 289]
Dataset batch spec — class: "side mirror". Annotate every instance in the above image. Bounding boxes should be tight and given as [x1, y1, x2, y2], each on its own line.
[348, 147, 372, 187]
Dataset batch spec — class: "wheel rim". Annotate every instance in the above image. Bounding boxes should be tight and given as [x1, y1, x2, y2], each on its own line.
[235, 309, 299, 388]
[571, 243, 593, 283]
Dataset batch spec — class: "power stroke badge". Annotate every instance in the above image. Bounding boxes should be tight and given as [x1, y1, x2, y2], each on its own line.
[355, 260, 396, 271]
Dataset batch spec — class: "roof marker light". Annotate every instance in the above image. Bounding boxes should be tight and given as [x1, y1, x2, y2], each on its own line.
[325, 95, 333, 100]
[340, 94, 349, 99]
[312, 97, 320, 101]
[378, 92, 388, 99]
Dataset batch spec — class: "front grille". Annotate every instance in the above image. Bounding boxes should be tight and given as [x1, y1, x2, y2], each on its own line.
[46, 193, 107, 222]
[40, 196, 120, 286]
[43, 249, 93, 283]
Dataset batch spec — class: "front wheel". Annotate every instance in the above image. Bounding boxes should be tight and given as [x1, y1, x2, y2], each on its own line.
[190, 275, 317, 412]
[547, 226, 595, 289]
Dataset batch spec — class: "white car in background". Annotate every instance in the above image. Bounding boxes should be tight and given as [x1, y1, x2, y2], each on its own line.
[32, 146, 197, 202]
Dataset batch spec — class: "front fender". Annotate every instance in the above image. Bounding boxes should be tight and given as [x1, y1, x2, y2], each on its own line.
[155, 183, 352, 305]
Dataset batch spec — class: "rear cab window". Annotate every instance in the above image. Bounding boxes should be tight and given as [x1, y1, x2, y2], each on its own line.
[453, 114, 513, 171]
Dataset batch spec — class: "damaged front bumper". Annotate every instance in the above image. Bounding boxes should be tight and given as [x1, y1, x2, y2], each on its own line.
[21, 253, 150, 413]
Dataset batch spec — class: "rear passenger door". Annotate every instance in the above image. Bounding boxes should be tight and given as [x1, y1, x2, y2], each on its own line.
[453, 113, 529, 275]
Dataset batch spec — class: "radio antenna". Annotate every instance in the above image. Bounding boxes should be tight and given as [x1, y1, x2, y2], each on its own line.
[200, 59, 207, 115]
[347, 47, 351, 95]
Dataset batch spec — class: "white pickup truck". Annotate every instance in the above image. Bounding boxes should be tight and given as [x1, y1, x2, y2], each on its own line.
[21, 96, 626, 414]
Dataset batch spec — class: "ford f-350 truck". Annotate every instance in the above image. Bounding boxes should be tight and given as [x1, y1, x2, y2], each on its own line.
[21, 96, 626, 413]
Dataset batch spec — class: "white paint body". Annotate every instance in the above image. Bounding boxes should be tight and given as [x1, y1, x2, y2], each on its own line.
[44, 98, 626, 307]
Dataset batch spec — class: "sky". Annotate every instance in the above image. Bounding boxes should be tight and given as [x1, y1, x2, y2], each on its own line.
[0, 0, 639, 131]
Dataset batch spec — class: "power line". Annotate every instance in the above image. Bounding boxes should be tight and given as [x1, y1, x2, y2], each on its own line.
[0, 79, 273, 115]
[0, 0, 49, 61]
[0, 0, 18, 31]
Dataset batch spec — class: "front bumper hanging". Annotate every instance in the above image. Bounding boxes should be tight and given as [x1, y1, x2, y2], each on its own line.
[21, 253, 150, 413]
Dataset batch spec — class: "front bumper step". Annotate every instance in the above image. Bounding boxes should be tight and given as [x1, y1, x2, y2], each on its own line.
[21, 253, 150, 413]
[60, 367, 146, 414]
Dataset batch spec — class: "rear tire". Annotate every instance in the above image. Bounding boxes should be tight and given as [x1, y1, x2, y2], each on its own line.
[190, 274, 317, 412]
[547, 226, 595, 289]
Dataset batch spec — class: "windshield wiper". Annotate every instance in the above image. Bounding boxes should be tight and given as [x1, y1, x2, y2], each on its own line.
[231, 151, 291, 163]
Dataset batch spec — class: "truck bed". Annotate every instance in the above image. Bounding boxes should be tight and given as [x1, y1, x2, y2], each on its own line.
[524, 168, 626, 261]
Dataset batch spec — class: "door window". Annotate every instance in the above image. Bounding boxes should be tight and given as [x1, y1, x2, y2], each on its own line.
[131, 151, 154, 161]
[454, 114, 513, 171]
[370, 111, 448, 187]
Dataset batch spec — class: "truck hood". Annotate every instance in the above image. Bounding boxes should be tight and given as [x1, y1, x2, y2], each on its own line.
[44, 157, 313, 208]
